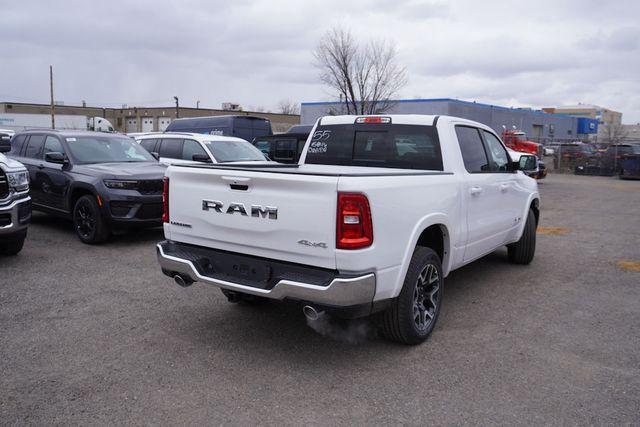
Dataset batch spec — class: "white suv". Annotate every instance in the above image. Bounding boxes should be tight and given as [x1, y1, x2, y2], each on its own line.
[134, 132, 269, 165]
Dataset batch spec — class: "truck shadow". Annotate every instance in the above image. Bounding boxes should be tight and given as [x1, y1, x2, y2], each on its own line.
[174, 249, 515, 357]
[30, 212, 164, 245]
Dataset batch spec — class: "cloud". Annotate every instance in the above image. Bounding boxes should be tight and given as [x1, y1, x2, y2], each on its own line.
[0, 0, 638, 122]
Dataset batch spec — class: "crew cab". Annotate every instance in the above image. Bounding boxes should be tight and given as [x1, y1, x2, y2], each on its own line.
[157, 115, 540, 345]
[8, 130, 166, 244]
[0, 135, 31, 255]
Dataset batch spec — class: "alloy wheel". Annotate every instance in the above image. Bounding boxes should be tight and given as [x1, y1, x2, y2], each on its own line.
[75, 202, 95, 239]
[413, 263, 440, 331]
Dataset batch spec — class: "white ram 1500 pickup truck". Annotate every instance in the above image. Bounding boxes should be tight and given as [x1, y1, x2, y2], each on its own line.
[157, 115, 540, 344]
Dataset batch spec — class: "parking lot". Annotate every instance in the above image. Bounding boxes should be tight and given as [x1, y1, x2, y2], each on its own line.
[1, 173, 639, 424]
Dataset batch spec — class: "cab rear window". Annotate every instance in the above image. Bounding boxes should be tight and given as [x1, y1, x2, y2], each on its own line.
[304, 124, 443, 170]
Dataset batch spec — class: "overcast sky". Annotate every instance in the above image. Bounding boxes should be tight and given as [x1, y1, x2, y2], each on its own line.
[1, 0, 639, 122]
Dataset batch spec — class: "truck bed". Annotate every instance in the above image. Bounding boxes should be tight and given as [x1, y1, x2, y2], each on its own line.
[172, 162, 452, 177]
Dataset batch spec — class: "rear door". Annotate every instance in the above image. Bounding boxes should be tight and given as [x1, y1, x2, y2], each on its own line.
[19, 134, 46, 205]
[166, 166, 339, 269]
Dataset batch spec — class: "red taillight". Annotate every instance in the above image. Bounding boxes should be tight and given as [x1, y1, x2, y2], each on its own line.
[336, 192, 373, 250]
[162, 177, 169, 223]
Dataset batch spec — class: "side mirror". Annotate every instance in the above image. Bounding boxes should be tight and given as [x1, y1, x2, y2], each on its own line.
[518, 155, 537, 172]
[0, 139, 11, 153]
[45, 152, 67, 164]
[192, 154, 212, 163]
[150, 152, 160, 160]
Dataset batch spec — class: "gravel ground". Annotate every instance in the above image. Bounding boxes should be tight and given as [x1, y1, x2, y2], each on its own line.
[1, 173, 639, 425]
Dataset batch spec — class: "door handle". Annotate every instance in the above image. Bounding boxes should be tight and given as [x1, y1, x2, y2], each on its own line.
[37, 164, 45, 170]
[470, 186, 483, 196]
[500, 183, 509, 192]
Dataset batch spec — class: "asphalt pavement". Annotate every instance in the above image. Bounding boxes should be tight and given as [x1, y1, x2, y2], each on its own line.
[1, 173, 639, 425]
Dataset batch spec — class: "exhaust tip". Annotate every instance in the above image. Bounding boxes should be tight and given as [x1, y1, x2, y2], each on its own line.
[303, 305, 320, 321]
[174, 274, 193, 287]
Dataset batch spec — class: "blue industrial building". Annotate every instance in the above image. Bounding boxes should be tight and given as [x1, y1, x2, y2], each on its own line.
[300, 98, 598, 142]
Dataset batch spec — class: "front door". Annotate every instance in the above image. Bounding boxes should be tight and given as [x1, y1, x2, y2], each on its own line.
[454, 126, 512, 262]
[479, 130, 531, 243]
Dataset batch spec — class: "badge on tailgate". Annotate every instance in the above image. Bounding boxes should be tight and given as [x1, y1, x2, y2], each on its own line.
[202, 200, 278, 220]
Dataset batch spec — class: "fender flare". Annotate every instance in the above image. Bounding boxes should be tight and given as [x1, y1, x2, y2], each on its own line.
[391, 213, 452, 299]
[67, 182, 99, 212]
[514, 192, 540, 241]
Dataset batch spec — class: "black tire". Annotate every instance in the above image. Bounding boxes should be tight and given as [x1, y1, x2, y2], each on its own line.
[380, 247, 443, 345]
[73, 195, 109, 244]
[0, 231, 27, 255]
[507, 208, 536, 264]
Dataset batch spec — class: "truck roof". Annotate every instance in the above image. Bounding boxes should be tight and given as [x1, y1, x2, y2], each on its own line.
[318, 114, 439, 126]
[316, 114, 495, 133]
[15, 129, 126, 137]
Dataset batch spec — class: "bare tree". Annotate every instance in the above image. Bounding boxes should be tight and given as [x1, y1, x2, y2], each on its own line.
[314, 26, 407, 115]
[277, 99, 300, 115]
[601, 122, 628, 145]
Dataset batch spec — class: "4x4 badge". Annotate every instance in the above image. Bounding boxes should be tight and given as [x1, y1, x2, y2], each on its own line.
[297, 239, 327, 249]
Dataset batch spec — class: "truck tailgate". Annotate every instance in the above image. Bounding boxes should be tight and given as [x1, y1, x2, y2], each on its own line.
[165, 165, 339, 269]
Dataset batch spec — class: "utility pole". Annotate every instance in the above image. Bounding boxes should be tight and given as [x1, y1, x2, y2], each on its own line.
[174, 96, 179, 118]
[49, 65, 55, 129]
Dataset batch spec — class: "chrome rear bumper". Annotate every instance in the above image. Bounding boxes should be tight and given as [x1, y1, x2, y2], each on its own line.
[156, 242, 376, 307]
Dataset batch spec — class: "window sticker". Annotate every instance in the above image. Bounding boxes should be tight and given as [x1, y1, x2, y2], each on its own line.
[312, 130, 331, 141]
[66, 137, 77, 142]
[308, 140, 327, 154]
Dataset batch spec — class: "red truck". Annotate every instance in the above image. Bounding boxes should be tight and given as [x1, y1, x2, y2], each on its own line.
[501, 129, 547, 179]
[501, 129, 542, 156]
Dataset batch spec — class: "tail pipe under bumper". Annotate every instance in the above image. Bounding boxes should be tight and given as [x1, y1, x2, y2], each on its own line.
[156, 241, 376, 307]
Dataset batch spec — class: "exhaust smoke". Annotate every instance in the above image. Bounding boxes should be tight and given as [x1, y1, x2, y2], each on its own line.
[305, 311, 374, 345]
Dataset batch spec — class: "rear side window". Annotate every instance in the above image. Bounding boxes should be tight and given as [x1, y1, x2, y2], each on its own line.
[24, 135, 46, 159]
[158, 138, 183, 159]
[455, 126, 489, 173]
[304, 124, 443, 170]
[182, 139, 208, 161]
[139, 138, 158, 153]
[9, 134, 27, 155]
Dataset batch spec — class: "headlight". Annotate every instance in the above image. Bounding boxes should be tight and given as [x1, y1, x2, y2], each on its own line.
[6, 170, 29, 192]
[103, 179, 138, 190]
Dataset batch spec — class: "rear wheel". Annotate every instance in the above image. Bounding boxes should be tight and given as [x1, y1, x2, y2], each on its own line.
[73, 195, 109, 244]
[507, 208, 536, 264]
[380, 247, 443, 345]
